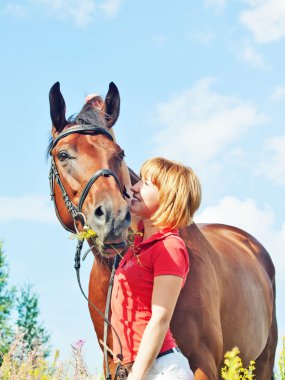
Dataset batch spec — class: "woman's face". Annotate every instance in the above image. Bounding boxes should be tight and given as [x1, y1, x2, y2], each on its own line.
[130, 177, 160, 220]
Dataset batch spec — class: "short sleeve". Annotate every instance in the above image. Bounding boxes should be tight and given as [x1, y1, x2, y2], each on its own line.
[152, 236, 189, 286]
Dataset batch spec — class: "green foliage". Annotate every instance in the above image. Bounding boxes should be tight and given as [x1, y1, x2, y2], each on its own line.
[16, 283, 50, 359]
[275, 336, 285, 380]
[0, 335, 67, 379]
[0, 241, 50, 367]
[0, 334, 102, 379]
[0, 242, 16, 362]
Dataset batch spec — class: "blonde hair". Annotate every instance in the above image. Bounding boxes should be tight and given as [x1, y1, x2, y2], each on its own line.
[140, 157, 201, 229]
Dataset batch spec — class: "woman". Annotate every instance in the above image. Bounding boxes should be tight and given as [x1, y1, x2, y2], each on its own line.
[111, 157, 201, 380]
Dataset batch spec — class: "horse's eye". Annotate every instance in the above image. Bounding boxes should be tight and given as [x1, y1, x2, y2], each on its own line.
[118, 150, 125, 162]
[57, 151, 70, 162]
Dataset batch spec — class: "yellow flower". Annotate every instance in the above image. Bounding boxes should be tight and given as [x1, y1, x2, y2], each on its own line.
[221, 347, 255, 380]
[69, 229, 97, 241]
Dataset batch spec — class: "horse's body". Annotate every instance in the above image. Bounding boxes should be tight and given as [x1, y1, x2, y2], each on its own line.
[175, 223, 277, 379]
[48, 82, 277, 380]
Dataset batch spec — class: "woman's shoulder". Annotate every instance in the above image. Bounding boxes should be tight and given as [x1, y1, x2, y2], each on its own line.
[162, 231, 187, 250]
[152, 232, 189, 262]
[151, 233, 190, 277]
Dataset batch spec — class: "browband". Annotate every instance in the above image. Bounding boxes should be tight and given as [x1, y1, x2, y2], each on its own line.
[50, 125, 114, 153]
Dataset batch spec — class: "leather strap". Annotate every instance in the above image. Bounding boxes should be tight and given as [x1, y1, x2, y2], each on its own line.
[50, 124, 113, 153]
[78, 169, 122, 212]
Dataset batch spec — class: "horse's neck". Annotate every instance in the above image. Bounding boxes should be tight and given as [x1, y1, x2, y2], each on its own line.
[93, 251, 114, 273]
[89, 254, 113, 312]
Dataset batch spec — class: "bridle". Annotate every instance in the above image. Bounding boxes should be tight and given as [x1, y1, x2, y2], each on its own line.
[49, 124, 129, 379]
[49, 124, 123, 233]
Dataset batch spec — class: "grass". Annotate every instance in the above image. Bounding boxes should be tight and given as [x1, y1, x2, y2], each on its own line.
[0, 335, 284, 379]
[0, 334, 103, 380]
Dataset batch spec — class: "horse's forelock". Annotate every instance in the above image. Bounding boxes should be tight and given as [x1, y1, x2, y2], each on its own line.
[75, 96, 106, 127]
[86, 95, 104, 109]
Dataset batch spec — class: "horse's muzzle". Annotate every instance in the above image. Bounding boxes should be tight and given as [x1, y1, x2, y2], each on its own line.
[100, 240, 128, 257]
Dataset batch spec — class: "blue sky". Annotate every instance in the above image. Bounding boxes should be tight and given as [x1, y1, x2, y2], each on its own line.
[0, 0, 284, 373]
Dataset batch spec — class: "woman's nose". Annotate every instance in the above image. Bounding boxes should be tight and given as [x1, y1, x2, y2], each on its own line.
[131, 181, 140, 193]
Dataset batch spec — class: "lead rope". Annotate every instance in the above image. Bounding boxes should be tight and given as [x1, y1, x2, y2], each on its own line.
[104, 263, 116, 380]
[104, 254, 129, 380]
[74, 240, 124, 380]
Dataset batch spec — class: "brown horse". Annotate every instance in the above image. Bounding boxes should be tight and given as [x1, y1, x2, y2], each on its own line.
[48, 82, 277, 380]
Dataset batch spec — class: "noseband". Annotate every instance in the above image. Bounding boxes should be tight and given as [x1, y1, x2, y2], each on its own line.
[49, 124, 123, 232]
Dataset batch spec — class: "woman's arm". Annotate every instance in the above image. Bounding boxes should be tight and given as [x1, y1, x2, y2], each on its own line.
[128, 275, 183, 380]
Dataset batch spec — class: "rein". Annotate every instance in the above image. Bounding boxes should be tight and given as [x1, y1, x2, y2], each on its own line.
[74, 240, 124, 380]
[49, 124, 128, 379]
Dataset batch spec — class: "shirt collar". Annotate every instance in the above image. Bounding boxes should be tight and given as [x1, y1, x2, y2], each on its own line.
[134, 221, 179, 247]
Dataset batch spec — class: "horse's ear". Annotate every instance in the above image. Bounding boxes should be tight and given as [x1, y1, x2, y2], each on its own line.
[105, 82, 120, 128]
[49, 82, 67, 133]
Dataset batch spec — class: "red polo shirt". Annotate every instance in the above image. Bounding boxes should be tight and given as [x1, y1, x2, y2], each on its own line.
[111, 226, 189, 364]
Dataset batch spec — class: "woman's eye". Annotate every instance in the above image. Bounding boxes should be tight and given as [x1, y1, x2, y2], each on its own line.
[57, 151, 70, 162]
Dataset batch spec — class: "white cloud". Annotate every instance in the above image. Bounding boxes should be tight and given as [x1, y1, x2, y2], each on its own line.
[240, 0, 285, 43]
[269, 85, 285, 102]
[196, 196, 274, 237]
[257, 135, 285, 185]
[35, 0, 96, 26]
[0, 194, 57, 224]
[240, 42, 270, 70]
[3, 3, 29, 17]
[153, 78, 267, 167]
[195, 195, 285, 274]
[99, 0, 124, 18]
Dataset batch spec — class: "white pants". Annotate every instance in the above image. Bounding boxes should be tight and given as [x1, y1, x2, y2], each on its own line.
[144, 348, 194, 380]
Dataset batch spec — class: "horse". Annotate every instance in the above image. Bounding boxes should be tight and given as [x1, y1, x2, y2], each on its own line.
[48, 82, 277, 380]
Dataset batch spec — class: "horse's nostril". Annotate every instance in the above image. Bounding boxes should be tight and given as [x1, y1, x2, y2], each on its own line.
[125, 211, 131, 224]
[95, 206, 104, 218]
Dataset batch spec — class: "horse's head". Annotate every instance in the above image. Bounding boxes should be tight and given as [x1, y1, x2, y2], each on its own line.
[48, 82, 132, 257]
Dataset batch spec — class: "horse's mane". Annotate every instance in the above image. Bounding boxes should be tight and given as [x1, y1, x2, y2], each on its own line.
[46, 96, 105, 159]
